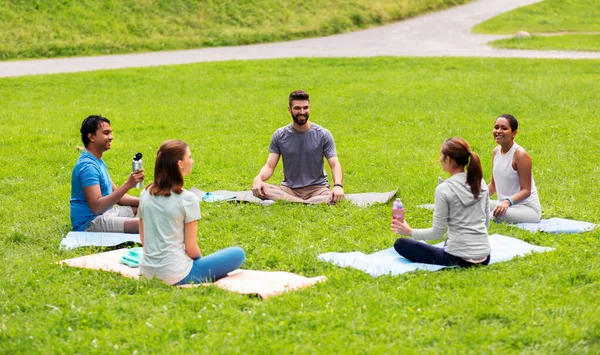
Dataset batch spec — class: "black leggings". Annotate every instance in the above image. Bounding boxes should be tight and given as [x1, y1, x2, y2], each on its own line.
[394, 238, 490, 268]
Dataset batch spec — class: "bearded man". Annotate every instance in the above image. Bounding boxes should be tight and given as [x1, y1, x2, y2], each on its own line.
[252, 90, 344, 204]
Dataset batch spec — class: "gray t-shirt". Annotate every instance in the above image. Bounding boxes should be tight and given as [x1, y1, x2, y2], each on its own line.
[138, 189, 201, 285]
[269, 123, 337, 188]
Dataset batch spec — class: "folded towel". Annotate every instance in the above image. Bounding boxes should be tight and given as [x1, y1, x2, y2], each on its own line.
[119, 247, 143, 268]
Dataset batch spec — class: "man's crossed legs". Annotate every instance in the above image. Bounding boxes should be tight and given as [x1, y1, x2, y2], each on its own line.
[86, 205, 139, 233]
[260, 183, 333, 204]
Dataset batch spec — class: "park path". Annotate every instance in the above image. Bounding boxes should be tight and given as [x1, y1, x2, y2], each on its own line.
[1, 0, 599, 78]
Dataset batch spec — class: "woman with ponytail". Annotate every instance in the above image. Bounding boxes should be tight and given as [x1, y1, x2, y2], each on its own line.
[138, 140, 245, 285]
[391, 138, 491, 267]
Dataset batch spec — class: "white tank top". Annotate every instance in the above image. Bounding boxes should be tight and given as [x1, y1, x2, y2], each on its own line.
[492, 142, 539, 205]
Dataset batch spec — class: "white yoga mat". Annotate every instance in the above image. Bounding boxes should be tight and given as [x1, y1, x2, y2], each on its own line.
[511, 218, 597, 234]
[60, 231, 141, 250]
[318, 234, 554, 277]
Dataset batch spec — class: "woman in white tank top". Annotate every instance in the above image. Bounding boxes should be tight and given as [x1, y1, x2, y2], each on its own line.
[488, 114, 541, 223]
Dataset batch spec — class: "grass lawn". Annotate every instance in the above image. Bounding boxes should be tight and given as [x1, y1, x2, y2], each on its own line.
[489, 34, 600, 52]
[0, 0, 473, 60]
[474, 0, 600, 52]
[1, 57, 599, 353]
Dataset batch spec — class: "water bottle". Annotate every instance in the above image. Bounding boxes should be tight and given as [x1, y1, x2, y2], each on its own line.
[132, 152, 143, 188]
[392, 198, 405, 222]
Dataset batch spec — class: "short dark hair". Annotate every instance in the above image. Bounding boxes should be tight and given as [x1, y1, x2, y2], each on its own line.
[497, 114, 518, 131]
[289, 90, 310, 107]
[80, 115, 110, 147]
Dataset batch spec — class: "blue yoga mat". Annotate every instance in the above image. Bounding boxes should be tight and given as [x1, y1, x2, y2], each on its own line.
[318, 234, 554, 277]
[511, 218, 597, 234]
[60, 232, 141, 250]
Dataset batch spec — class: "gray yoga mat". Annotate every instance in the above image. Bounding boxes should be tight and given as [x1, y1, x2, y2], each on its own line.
[191, 187, 397, 207]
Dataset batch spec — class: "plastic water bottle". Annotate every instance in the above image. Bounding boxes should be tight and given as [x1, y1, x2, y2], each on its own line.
[392, 198, 405, 222]
[132, 152, 143, 188]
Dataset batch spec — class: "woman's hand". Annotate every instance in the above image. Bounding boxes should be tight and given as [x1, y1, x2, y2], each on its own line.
[391, 218, 412, 236]
[493, 200, 511, 218]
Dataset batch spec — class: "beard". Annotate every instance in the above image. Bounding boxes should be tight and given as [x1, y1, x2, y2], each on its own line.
[291, 112, 309, 126]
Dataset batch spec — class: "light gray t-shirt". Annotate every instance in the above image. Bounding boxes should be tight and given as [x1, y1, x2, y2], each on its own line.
[269, 123, 337, 188]
[138, 189, 201, 285]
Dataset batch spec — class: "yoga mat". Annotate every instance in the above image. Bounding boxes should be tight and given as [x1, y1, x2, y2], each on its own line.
[59, 249, 325, 299]
[346, 190, 398, 207]
[59, 248, 141, 278]
[178, 269, 326, 299]
[318, 234, 554, 277]
[416, 204, 435, 210]
[191, 187, 397, 207]
[191, 187, 274, 206]
[511, 218, 597, 234]
[413, 210, 597, 234]
[60, 231, 141, 250]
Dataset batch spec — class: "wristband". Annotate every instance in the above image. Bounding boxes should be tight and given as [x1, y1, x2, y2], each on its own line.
[334, 184, 343, 189]
[506, 197, 514, 206]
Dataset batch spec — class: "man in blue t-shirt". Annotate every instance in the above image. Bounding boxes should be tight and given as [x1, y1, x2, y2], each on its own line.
[252, 90, 344, 204]
[70, 115, 144, 233]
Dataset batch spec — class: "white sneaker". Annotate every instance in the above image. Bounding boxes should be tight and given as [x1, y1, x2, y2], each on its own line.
[260, 199, 275, 207]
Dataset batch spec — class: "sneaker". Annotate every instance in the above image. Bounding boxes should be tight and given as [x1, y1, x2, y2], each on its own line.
[260, 199, 275, 207]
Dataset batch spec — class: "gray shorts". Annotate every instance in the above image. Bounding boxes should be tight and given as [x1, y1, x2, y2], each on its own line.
[86, 205, 135, 233]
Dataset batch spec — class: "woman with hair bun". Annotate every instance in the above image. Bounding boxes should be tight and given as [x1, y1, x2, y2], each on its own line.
[488, 114, 541, 223]
[139, 140, 245, 285]
[392, 138, 491, 267]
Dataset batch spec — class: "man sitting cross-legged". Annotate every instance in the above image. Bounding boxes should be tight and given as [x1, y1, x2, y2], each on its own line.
[252, 90, 344, 204]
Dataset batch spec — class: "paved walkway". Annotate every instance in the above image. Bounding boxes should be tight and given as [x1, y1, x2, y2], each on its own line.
[1, 0, 599, 78]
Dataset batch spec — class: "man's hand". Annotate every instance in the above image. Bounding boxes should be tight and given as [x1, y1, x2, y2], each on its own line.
[126, 169, 145, 189]
[493, 200, 511, 218]
[252, 178, 267, 198]
[330, 185, 344, 203]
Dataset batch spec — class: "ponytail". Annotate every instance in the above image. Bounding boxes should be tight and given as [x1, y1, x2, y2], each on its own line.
[442, 137, 483, 198]
[466, 151, 483, 198]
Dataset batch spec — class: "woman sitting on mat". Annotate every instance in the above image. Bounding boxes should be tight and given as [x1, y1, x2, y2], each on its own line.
[488, 114, 541, 223]
[139, 140, 245, 285]
[391, 138, 491, 267]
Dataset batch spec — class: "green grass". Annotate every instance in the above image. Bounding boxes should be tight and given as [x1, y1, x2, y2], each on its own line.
[473, 0, 600, 34]
[489, 34, 600, 52]
[0, 0, 473, 60]
[474, 0, 600, 52]
[1, 57, 600, 353]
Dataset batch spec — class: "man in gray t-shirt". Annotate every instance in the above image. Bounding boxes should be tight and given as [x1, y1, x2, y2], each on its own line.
[252, 90, 344, 204]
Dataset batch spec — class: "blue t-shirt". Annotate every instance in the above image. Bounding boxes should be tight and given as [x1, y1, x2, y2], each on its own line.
[70, 151, 113, 231]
